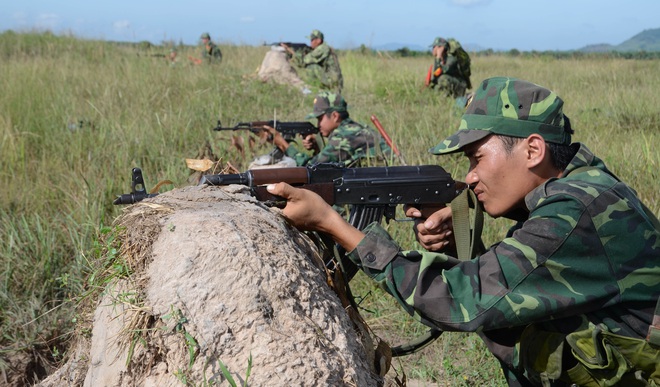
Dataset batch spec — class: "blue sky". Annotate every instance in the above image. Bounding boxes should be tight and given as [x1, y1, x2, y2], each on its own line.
[2, 0, 659, 51]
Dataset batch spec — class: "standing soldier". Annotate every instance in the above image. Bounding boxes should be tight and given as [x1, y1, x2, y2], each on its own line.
[282, 30, 343, 93]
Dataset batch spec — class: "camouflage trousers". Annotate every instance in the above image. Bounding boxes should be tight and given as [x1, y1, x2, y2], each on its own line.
[433, 75, 467, 98]
[489, 323, 660, 386]
[303, 64, 343, 93]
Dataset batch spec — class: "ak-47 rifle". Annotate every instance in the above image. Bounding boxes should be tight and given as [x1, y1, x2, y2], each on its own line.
[113, 163, 483, 356]
[113, 164, 478, 259]
[115, 163, 460, 215]
[212, 120, 318, 142]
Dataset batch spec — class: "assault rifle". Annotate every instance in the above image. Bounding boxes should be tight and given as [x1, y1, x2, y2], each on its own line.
[115, 163, 461, 220]
[212, 120, 318, 141]
[200, 163, 461, 224]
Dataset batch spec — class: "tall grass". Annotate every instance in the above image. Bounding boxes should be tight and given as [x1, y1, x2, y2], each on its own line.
[1, 31, 659, 384]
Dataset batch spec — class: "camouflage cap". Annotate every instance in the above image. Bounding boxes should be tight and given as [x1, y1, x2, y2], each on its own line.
[430, 37, 448, 48]
[430, 77, 572, 155]
[305, 91, 347, 119]
[200, 32, 210, 40]
[307, 29, 324, 41]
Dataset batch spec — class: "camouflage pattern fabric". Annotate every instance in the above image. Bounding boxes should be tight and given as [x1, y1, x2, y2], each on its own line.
[307, 29, 324, 40]
[430, 37, 449, 48]
[431, 77, 571, 155]
[305, 91, 348, 119]
[347, 143, 660, 385]
[430, 55, 467, 98]
[285, 118, 392, 167]
[292, 42, 343, 92]
[202, 41, 223, 64]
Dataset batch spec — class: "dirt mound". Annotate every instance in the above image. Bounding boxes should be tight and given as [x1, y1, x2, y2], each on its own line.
[38, 185, 385, 386]
[257, 47, 308, 91]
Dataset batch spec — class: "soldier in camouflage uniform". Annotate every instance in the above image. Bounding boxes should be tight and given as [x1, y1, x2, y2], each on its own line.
[268, 77, 660, 386]
[192, 32, 222, 64]
[267, 91, 392, 167]
[283, 30, 343, 93]
[429, 37, 467, 98]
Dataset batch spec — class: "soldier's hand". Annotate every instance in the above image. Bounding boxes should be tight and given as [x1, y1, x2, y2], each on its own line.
[404, 204, 456, 253]
[267, 183, 364, 250]
[262, 126, 288, 150]
[279, 43, 294, 55]
[301, 134, 320, 152]
[267, 183, 335, 232]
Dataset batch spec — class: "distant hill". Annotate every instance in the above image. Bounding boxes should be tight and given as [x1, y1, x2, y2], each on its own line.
[617, 28, 660, 51]
[580, 27, 660, 52]
[580, 43, 616, 53]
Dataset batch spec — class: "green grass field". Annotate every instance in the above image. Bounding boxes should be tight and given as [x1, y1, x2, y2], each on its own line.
[1, 31, 659, 385]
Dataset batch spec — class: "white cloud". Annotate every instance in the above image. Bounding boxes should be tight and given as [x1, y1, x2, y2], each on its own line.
[113, 20, 131, 32]
[240, 16, 255, 23]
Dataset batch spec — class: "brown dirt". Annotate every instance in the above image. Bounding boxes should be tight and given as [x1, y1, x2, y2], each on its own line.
[37, 184, 391, 386]
[257, 48, 308, 90]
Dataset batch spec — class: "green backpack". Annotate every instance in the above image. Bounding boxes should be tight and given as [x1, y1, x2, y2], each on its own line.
[447, 38, 472, 89]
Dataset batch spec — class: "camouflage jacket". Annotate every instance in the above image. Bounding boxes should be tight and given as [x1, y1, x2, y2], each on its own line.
[284, 118, 392, 167]
[293, 42, 343, 92]
[430, 55, 467, 97]
[348, 143, 660, 383]
[202, 42, 222, 63]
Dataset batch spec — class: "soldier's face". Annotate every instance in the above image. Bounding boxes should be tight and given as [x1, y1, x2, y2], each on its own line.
[317, 112, 339, 137]
[433, 45, 446, 58]
[462, 135, 534, 218]
[310, 38, 321, 48]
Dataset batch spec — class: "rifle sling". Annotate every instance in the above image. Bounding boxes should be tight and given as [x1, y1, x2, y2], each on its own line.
[391, 189, 484, 357]
[391, 329, 443, 357]
[451, 188, 484, 261]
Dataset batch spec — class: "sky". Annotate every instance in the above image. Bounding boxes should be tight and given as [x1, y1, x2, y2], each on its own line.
[2, 0, 659, 52]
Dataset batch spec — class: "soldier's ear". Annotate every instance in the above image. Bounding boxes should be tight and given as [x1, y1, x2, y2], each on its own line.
[330, 111, 341, 123]
[525, 134, 546, 169]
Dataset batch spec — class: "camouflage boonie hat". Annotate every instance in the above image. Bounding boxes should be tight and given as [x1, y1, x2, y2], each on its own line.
[200, 32, 210, 40]
[430, 37, 448, 48]
[430, 77, 572, 155]
[305, 91, 347, 119]
[307, 29, 324, 41]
